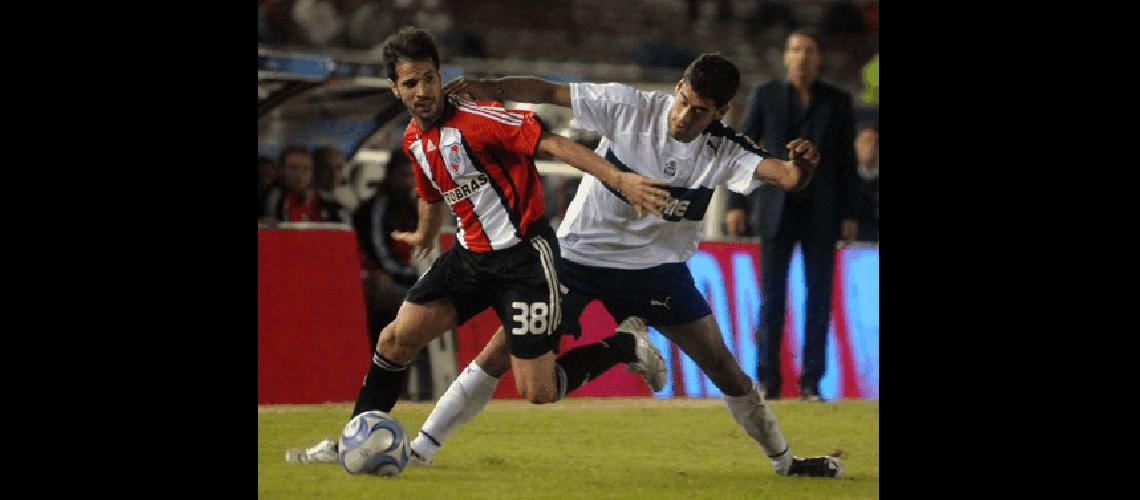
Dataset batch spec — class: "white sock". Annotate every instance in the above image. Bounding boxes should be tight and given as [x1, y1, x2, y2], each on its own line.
[410, 362, 500, 461]
[724, 386, 794, 475]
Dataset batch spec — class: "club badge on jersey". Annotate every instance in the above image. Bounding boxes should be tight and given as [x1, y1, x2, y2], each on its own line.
[444, 143, 467, 176]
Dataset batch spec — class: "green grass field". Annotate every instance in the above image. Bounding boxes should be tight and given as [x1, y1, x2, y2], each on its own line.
[259, 398, 878, 499]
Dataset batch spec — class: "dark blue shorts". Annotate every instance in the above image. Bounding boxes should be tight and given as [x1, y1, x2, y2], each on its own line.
[557, 259, 712, 339]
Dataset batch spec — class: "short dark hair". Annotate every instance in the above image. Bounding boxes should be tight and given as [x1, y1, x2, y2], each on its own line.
[278, 144, 310, 166]
[681, 53, 740, 108]
[857, 122, 878, 134]
[787, 28, 824, 50]
[381, 27, 441, 81]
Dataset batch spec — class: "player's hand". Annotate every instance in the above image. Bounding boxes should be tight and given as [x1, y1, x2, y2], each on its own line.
[841, 219, 858, 246]
[443, 77, 498, 102]
[725, 209, 747, 236]
[391, 230, 436, 259]
[615, 172, 670, 218]
[783, 138, 820, 192]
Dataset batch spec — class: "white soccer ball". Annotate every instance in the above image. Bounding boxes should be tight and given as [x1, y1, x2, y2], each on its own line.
[338, 410, 410, 476]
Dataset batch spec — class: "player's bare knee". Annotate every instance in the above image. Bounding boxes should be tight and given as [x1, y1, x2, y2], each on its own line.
[525, 385, 557, 404]
[375, 325, 399, 353]
[516, 379, 556, 404]
[376, 324, 417, 363]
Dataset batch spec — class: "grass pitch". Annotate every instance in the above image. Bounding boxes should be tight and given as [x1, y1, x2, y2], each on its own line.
[258, 398, 878, 499]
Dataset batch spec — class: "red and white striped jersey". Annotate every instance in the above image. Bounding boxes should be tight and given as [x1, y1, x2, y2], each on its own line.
[403, 96, 546, 253]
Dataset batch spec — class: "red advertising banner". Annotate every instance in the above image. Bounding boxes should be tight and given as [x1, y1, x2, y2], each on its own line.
[258, 228, 371, 404]
[257, 233, 878, 404]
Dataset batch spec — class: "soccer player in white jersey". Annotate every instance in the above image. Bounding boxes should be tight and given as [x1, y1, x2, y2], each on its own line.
[410, 53, 843, 478]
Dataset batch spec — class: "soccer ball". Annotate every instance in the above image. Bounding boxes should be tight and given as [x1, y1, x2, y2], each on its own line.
[338, 410, 410, 476]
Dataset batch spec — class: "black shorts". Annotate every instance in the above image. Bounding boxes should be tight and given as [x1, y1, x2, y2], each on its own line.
[406, 221, 563, 359]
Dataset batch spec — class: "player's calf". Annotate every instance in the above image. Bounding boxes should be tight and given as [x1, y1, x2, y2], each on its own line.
[510, 351, 562, 404]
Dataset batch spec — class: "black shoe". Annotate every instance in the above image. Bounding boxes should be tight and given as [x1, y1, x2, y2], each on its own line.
[787, 455, 843, 478]
[800, 387, 826, 402]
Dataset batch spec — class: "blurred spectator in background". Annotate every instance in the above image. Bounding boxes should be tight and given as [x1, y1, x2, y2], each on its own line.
[632, 12, 698, 69]
[290, 0, 348, 48]
[686, 0, 734, 28]
[351, 148, 419, 348]
[854, 123, 878, 242]
[313, 146, 360, 213]
[822, 0, 867, 36]
[258, 155, 279, 218]
[258, 1, 277, 45]
[262, 0, 305, 46]
[858, 0, 878, 33]
[725, 29, 858, 402]
[261, 0, 394, 50]
[859, 53, 878, 105]
[344, 1, 396, 50]
[413, 0, 488, 58]
[746, 1, 799, 44]
[263, 144, 350, 223]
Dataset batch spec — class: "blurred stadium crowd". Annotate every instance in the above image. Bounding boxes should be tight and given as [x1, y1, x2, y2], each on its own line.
[258, 0, 877, 92]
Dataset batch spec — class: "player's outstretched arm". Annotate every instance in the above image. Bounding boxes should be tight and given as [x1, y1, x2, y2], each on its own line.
[391, 198, 446, 258]
[753, 138, 821, 192]
[444, 77, 571, 108]
[537, 131, 670, 217]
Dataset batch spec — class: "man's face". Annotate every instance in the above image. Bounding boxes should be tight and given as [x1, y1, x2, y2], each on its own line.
[855, 128, 878, 166]
[783, 34, 821, 86]
[391, 58, 443, 126]
[668, 80, 727, 143]
[281, 152, 313, 194]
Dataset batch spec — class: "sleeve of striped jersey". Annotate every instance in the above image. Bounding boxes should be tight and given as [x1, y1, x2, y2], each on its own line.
[723, 134, 768, 195]
[407, 146, 442, 202]
[568, 82, 649, 139]
[479, 108, 543, 157]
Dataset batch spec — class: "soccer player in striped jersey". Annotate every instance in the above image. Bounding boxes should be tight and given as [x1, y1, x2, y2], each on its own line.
[408, 54, 843, 478]
[286, 27, 672, 466]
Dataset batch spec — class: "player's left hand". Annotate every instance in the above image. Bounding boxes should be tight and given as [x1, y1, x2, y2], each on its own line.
[391, 230, 436, 259]
[785, 138, 820, 192]
[841, 219, 858, 246]
[615, 171, 671, 218]
[443, 77, 497, 102]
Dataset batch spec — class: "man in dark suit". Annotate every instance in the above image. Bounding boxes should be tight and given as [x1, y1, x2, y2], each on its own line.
[725, 29, 859, 402]
[854, 123, 879, 242]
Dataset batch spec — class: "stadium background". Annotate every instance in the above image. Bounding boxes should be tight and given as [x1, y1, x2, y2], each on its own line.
[257, 0, 879, 405]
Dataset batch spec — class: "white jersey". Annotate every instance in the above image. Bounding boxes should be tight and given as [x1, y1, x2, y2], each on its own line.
[557, 82, 770, 269]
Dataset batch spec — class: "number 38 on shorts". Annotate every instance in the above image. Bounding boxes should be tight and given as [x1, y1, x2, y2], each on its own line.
[511, 301, 552, 335]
